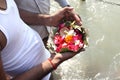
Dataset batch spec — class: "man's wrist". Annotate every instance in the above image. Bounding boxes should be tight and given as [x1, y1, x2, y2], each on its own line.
[39, 14, 52, 26]
[48, 58, 57, 70]
[49, 54, 63, 70]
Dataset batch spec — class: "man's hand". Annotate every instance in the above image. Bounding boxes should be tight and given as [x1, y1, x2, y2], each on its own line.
[50, 7, 82, 26]
[50, 48, 85, 68]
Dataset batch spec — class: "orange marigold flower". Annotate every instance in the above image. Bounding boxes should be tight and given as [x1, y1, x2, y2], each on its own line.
[65, 35, 73, 43]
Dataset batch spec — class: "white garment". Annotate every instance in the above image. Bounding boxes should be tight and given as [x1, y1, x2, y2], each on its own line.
[14, 0, 69, 39]
[0, 0, 50, 80]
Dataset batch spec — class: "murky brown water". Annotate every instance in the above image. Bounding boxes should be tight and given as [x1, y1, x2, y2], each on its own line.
[50, 0, 120, 80]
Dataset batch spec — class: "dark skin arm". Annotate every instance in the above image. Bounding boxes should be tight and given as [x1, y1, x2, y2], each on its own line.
[0, 31, 84, 80]
[0, 31, 55, 80]
[0, 1, 83, 79]
[0, 30, 7, 80]
[0, 56, 6, 80]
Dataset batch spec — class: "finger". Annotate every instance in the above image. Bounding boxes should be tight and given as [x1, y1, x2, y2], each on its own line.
[64, 7, 74, 12]
[74, 14, 82, 26]
[69, 12, 82, 26]
[64, 9, 82, 26]
[77, 15, 82, 26]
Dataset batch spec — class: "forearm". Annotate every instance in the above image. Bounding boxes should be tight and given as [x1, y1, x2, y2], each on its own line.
[12, 57, 61, 80]
[18, 9, 52, 26]
[0, 56, 7, 80]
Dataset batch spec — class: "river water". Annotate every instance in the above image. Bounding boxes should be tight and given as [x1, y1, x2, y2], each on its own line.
[50, 0, 120, 80]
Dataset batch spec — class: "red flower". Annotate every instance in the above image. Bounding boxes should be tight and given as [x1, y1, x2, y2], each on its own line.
[79, 41, 84, 49]
[54, 34, 64, 46]
[56, 44, 62, 52]
[56, 42, 68, 52]
[73, 35, 82, 41]
[68, 45, 80, 52]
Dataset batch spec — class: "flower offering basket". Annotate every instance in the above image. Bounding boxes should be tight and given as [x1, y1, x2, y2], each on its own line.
[47, 20, 88, 54]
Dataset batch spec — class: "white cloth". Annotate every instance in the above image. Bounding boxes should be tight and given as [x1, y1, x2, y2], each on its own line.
[0, 0, 50, 80]
[15, 0, 69, 39]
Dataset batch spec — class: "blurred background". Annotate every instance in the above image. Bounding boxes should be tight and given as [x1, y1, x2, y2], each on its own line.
[50, 0, 120, 80]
